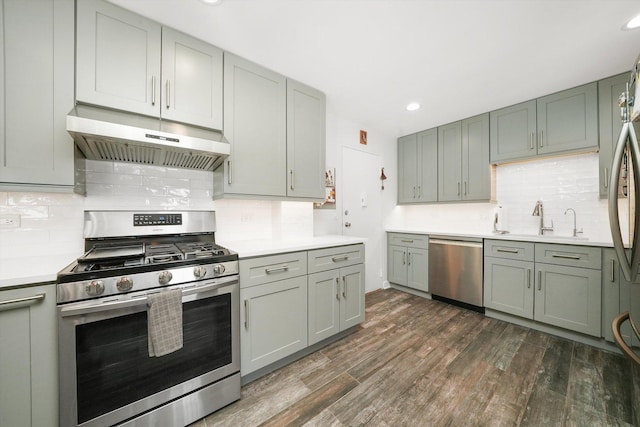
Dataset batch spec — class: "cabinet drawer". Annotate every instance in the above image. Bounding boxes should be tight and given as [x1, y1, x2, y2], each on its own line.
[308, 244, 364, 274]
[240, 251, 307, 288]
[535, 244, 601, 269]
[387, 233, 428, 249]
[484, 240, 534, 261]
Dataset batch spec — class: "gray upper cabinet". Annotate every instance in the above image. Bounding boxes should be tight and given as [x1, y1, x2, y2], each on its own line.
[161, 27, 223, 130]
[438, 121, 462, 201]
[490, 100, 537, 163]
[219, 53, 325, 200]
[461, 113, 490, 200]
[398, 129, 437, 203]
[222, 52, 287, 197]
[536, 82, 598, 156]
[0, 0, 75, 189]
[598, 73, 633, 199]
[76, 0, 161, 117]
[438, 114, 490, 202]
[286, 79, 326, 199]
[490, 83, 598, 164]
[76, 0, 223, 129]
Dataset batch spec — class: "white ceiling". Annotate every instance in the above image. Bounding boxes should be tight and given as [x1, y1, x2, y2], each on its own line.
[110, 0, 640, 138]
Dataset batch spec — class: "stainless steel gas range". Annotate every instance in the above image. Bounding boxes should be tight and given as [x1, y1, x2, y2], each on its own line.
[56, 210, 240, 427]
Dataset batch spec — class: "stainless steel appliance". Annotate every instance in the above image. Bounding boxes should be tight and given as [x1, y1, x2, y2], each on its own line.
[608, 55, 640, 364]
[428, 236, 484, 310]
[56, 211, 240, 427]
[67, 105, 229, 171]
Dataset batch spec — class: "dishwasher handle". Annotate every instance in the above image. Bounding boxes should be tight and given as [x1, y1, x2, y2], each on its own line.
[429, 238, 483, 248]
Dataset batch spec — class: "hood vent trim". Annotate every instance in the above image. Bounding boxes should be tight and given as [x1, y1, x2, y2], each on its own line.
[67, 105, 229, 172]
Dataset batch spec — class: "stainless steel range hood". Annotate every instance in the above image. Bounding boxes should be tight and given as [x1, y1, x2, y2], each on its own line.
[67, 105, 229, 171]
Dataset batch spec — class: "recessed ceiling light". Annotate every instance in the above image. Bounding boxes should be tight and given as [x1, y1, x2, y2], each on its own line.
[622, 13, 640, 30]
[406, 102, 421, 111]
[200, 0, 223, 5]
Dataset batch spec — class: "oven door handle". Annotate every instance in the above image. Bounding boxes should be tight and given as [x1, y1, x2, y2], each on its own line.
[59, 277, 237, 317]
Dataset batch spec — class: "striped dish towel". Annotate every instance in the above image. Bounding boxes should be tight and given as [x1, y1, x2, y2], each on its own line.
[147, 289, 183, 357]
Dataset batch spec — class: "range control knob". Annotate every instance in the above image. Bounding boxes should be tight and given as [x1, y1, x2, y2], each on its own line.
[158, 271, 173, 285]
[116, 277, 133, 292]
[85, 280, 105, 297]
[193, 265, 207, 279]
[213, 264, 226, 275]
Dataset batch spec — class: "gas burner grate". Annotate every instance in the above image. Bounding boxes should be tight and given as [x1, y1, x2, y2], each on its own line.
[176, 242, 228, 260]
[145, 244, 183, 264]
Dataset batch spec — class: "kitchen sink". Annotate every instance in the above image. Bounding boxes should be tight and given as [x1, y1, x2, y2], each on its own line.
[502, 233, 589, 243]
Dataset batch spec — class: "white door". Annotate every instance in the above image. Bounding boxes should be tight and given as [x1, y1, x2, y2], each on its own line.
[341, 147, 382, 292]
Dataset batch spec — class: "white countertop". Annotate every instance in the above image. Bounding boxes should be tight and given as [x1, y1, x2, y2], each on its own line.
[0, 253, 78, 290]
[385, 228, 615, 248]
[219, 235, 367, 258]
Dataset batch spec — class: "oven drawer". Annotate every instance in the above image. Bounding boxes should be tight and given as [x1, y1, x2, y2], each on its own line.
[308, 244, 364, 274]
[240, 251, 308, 288]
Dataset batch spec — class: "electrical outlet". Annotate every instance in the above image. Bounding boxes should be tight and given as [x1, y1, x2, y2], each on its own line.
[0, 214, 20, 229]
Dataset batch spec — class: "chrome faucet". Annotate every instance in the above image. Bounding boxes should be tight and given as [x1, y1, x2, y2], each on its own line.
[564, 208, 583, 237]
[532, 200, 554, 235]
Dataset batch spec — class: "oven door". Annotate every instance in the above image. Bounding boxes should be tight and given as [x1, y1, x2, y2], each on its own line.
[58, 276, 239, 427]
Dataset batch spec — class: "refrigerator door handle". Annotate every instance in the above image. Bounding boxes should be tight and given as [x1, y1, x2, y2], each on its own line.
[609, 121, 640, 281]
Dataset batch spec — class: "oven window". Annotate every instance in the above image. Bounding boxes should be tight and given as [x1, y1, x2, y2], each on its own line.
[75, 294, 232, 424]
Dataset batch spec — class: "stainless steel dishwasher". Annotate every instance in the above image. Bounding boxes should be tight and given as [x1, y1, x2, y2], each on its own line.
[428, 236, 483, 309]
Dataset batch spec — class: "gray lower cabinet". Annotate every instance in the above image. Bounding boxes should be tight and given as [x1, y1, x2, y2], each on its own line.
[0, 284, 57, 427]
[240, 244, 365, 376]
[308, 263, 365, 345]
[239, 252, 308, 376]
[603, 248, 639, 346]
[387, 233, 428, 292]
[484, 240, 602, 337]
[398, 129, 438, 203]
[76, 0, 223, 129]
[490, 83, 598, 164]
[484, 240, 535, 319]
[0, 0, 74, 188]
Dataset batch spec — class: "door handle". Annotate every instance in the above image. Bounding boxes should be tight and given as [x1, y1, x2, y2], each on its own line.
[336, 277, 340, 300]
[290, 169, 295, 191]
[527, 269, 531, 289]
[166, 80, 171, 109]
[344, 222, 351, 228]
[407, 251, 412, 266]
[604, 167, 609, 189]
[244, 299, 249, 329]
[342, 276, 347, 298]
[151, 76, 156, 106]
[537, 270, 542, 291]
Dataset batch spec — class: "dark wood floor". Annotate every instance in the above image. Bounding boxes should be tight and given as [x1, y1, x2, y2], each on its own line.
[192, 288, 640, 427]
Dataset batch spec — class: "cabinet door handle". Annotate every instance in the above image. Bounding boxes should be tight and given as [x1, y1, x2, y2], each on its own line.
[497, 248, 519, 254]
[244, 299, 249, 329]
[530, 132, 534, 150]
[551, 253, 581, 260]
[403, 251, 406, 265]
[407, 251, 412, 266]
[539, 130, 544, 148]
[604, 167, 609, 189]
[0, 293, 45, 311]
[611, 258, 616, 282]
[527, 269, 531, 289]
[457, 182, 461, 196]
[332, 255, 348, 262]
[166, 80, 171, 109]
[418, 186, 422, 198]
[342, 276, 347, 298]
[413, 186, 416, 198]
[537, 270, 542, 291]
[464, 181, 467, 196]
[290, 170, 295, 191]
[336, 277, 340, 300]
[152, 76, 156, 106]
[227, 161, 232, 185]
[265, 265, 289, 274]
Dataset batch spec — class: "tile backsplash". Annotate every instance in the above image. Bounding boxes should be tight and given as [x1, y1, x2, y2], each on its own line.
[386, 152, 626, 244]
[0, 160, 314, 264]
